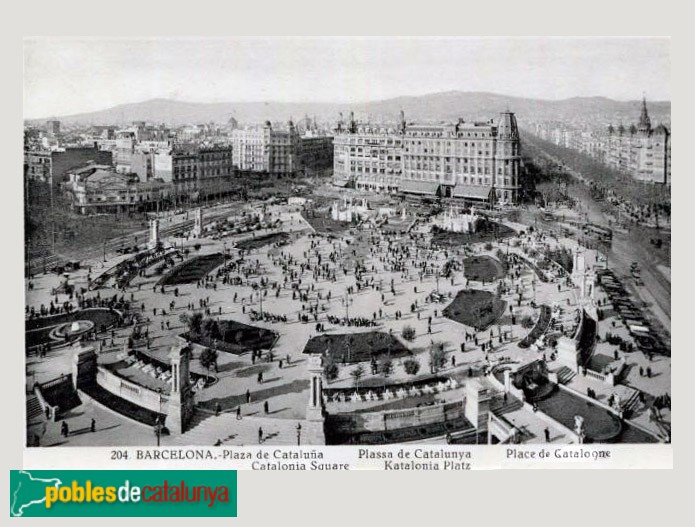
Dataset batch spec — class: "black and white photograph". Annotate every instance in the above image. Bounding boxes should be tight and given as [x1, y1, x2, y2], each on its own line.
[23, 36, 671, 450]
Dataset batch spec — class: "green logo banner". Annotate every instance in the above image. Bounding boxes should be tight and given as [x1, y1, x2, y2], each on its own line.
[10, 470, 237, 517]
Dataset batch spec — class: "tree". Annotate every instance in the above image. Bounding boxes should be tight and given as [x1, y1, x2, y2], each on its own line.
[402, 325, 416, 342]
[202, 317, 221, 340]
[403, 358, 421, 376]
[199, 347, 218, 380]
[184, 312, 204, 337]
[380, 359, 393, 377]
[429, 342, 447, 374]
[350, 364, 365, 388]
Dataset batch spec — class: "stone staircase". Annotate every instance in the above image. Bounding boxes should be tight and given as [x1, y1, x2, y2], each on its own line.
[621, 390, 641, 416]
[167, 410, 312, 446]
[554, 366, 577, 385]
[26, 394, 43, 421]
[489, 394, 524, 416]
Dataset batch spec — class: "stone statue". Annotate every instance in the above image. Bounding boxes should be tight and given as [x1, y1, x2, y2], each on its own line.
[574, 415, 585, 437]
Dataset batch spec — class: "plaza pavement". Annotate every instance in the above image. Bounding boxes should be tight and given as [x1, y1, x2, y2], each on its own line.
[25, 201, 671, 445]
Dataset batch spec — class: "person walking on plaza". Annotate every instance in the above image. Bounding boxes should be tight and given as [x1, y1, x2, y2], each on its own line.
[215, 402, 221, 416]
[61, 421, 69, 438]
[236, 406, 242, 420]
[544, 427, 550, 443]
[258, 427, 263, 444]
[246, 389, 251, 403]
[90, 418, 96, 433]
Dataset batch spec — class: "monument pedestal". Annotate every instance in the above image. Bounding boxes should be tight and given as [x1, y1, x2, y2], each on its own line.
[71, 343, 97, 390]
[305, 354, 326, 444]
[166, 344, 195, 435]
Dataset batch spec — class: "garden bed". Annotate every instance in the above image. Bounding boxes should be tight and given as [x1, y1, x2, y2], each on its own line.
[157, 253, 225, 286]
[303, 332, 410, 364]
[443, 289, 506, 331]
[236, 232, 290, 251]
[431, 220, 516, 247]
[462, 255, 505, 282]
[518, 304, 552, 348]
[184, 319, 278, 356]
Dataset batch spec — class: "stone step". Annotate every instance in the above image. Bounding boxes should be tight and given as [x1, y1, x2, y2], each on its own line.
[26, 395, 43, 420]
[168, 411, 313, 446]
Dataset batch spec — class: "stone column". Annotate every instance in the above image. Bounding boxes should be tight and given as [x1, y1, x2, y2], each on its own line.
[304, 354, 326, 444]
[464, 379, 491, 432]
[148, 219, 160, 250]
[71, 342, 97, 390]
[166, 344, 194, 435]
[193, 208, 203, 237]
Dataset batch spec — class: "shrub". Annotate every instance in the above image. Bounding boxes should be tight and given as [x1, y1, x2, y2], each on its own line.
[380, 359, 393, 377]
[403, 358, 421, 376]
[323, 361, 339, 381]
[402, 325, 416, 341]
[520, 315, 535, 329]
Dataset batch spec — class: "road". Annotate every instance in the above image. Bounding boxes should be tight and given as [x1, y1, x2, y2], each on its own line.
[521, 142, 671, 340]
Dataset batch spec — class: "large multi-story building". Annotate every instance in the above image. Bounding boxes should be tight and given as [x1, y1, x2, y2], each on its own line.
[333, 110, 522, 205]
[532, 97, 670, 186]
[333, 111, 404, 193]
[231, 121, 333, 176]
[65, 164, 172, 214]
[24, 146, 114, 185]
[46, 120, 61, 136]
[604, 98, 670, 185]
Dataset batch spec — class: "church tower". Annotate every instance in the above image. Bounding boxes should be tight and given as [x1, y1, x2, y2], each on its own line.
[637, 95, 652, 134]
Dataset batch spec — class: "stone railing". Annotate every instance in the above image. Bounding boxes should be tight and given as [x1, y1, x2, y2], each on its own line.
[327, 400, 464, 435]
[488, 412, 517, 444]
[96, 366, 169, 415]
[33, 383, 59, 422]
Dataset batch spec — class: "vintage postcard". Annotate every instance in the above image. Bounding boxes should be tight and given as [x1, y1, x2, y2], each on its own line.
[22, 37, 671, 470]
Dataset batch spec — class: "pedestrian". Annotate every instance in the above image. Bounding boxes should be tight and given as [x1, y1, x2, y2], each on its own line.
[61, 421, 69, 438]
[236, 406, 242, 420]
[544, 427, 550, 442]
[258, 427, 263, 444]
[246, 389, 251, 403]
[264, 401, 269, 414]
[451, 355, 456, 367]
[90, 418, 96, 433]
[215, 402, 221, 416]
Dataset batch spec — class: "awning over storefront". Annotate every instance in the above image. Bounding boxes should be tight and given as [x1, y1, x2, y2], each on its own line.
[399, 179, 440, 195]
[451, 184, 493, 200]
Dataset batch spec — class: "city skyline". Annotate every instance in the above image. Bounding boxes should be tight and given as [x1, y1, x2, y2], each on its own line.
[24, 37, 670, 119]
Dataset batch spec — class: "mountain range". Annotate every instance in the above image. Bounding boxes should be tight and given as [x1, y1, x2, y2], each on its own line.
[28, 91, 671, 127]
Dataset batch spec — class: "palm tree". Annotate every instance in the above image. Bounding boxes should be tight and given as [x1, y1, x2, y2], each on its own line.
[350, 364, 365, 389]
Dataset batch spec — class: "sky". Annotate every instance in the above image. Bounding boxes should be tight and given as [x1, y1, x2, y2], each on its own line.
[23, 37, 670, 119]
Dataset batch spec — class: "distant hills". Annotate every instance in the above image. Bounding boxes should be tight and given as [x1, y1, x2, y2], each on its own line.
[27, 91, 671, 127]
